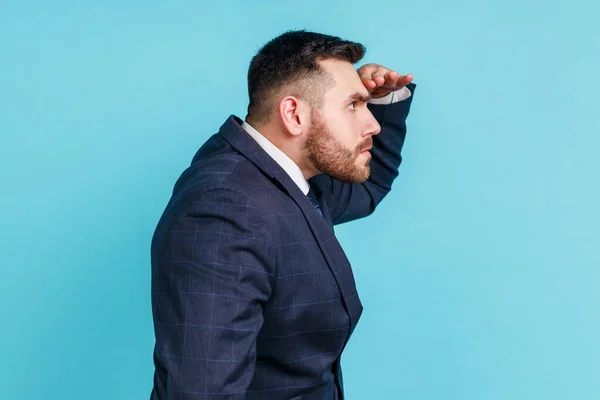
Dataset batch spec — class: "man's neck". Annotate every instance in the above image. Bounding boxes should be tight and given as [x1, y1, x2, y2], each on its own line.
[241, 120, 312, 195]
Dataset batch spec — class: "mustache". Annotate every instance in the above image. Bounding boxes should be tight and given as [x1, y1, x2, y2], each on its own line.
[356, 138, 373, 154]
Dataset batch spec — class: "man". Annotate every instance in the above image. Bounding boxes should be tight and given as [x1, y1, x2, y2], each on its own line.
[150, 30, 416, 399]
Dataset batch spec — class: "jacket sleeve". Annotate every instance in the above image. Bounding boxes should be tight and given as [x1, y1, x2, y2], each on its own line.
[151, 187, 275, 399]
[309, 83, 416, 225]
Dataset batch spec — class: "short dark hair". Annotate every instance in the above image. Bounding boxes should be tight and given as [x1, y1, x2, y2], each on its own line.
[246, 30, 365, 126]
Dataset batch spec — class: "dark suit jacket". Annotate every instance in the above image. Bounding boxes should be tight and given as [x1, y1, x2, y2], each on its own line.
[150, 83, 415, 400]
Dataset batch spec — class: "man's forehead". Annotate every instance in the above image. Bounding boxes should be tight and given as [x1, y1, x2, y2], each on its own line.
[319, 59, 369, 99]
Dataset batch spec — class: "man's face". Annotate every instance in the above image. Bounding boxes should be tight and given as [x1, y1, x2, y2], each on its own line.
[305, 59, 381, 183]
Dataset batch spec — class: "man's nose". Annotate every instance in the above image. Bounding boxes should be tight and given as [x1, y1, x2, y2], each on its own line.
[363, 110, 381, 137]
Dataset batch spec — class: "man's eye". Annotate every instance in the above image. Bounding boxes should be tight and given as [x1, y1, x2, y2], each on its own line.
[348, 102, 356, 111]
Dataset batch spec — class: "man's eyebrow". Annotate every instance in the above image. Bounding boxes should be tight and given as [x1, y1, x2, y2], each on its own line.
[346, 92, 372, 103]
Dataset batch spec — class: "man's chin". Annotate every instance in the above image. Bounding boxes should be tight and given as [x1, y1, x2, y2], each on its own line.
[355, 168, 370, 183]
[353, 162, 371, 182]
[331, 167, 370, 183]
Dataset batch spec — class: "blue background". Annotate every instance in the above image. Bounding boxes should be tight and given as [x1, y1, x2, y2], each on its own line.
[1, 1, 598, 399]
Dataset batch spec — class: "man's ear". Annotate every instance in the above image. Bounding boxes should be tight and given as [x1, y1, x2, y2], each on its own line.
[279, 96, 310, 137]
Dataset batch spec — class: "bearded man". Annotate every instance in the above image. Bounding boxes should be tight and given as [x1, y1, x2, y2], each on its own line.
[150, 29, 416, 400]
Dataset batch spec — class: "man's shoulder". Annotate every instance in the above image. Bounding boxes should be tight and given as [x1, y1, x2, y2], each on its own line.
[171, 137, 272, 204]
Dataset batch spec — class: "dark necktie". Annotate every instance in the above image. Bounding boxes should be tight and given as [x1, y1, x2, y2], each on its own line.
[306, 189, 323, 217]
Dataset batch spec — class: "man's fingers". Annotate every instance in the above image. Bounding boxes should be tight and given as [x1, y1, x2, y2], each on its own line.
[361, 77, 377, 89]
[385, 71, 400, 85]
[396, 74, 414, 86]
[356, 63, 379, 76]
[359, 68, 376, 88]
[372, 70, 387, 85]
[358, 64, 414, 92]
[358, 64, 399, 89]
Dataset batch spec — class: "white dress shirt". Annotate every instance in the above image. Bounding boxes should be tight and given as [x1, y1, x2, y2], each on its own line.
[241, 87, 412, 195]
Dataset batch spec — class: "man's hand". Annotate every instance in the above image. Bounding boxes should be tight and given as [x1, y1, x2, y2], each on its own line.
[357, 64, 413, 99]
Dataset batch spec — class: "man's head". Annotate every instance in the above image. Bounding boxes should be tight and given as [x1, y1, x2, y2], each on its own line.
[246, 30, 381, 183]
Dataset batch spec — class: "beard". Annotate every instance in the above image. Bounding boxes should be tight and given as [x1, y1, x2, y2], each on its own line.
[305, 109, 372, 183]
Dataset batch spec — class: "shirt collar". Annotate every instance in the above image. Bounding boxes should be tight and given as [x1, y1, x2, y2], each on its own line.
[241, 121, 310, 195]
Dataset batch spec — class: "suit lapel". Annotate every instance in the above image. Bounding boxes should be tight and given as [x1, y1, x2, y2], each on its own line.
[218, 116, 363, 330]
[311, 184, 363, 335]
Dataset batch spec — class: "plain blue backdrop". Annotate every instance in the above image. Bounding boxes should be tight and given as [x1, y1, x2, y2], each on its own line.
[1, 1, 599, 399]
